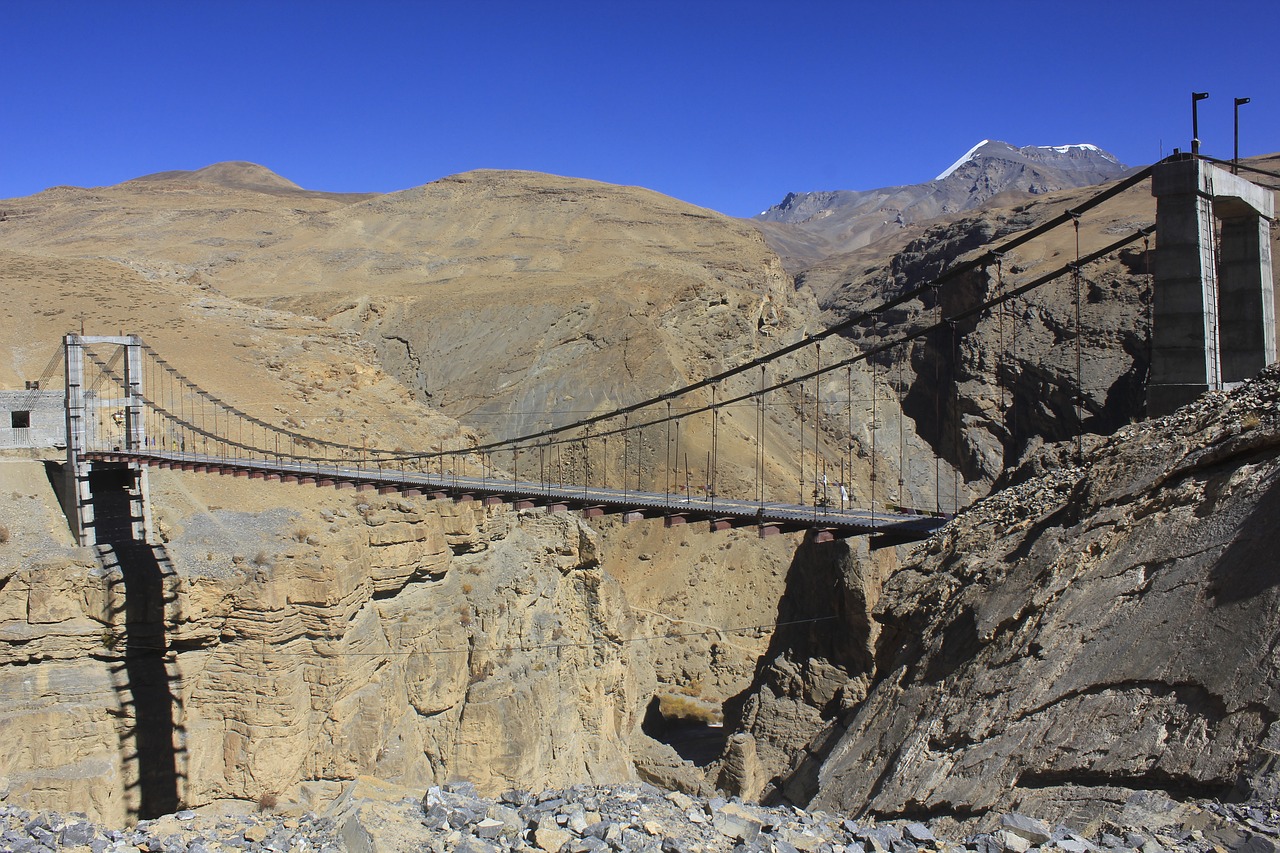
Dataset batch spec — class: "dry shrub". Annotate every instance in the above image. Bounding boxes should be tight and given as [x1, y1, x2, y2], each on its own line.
[468, 659, 495, 685]
[257, 792, 278, 813]
[658, 693, 723, 726]
[0, 524, 9, 544]
[678, 677, 705, 697]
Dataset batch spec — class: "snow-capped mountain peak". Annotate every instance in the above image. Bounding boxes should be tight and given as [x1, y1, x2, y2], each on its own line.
[933, 140, 1123, 183]
[935, 139, 993, 181]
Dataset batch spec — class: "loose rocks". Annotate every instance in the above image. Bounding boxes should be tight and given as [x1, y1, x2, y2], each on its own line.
[4, 784, 1278, 853]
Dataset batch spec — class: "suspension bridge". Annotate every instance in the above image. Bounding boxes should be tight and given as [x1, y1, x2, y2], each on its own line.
[53, 155, 1276, 550]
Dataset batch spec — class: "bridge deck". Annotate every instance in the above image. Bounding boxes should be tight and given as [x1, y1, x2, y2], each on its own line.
[87, 450, 948, 543]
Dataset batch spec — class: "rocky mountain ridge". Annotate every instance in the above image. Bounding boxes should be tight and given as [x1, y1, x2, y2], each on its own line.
[753, 140, 1130, 271]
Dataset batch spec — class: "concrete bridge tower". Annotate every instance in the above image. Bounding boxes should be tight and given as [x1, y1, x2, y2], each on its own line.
[63, 334, 153, 547]
[1149, 158, 1276, 415]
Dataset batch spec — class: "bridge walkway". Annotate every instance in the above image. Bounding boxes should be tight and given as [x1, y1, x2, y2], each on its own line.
[87, 449, 947, 545]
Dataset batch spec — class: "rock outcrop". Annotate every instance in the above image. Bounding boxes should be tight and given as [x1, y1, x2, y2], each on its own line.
[718, 537, 897, 803]
[728, 365, 1280, 828]
[0, 467, 656, 824]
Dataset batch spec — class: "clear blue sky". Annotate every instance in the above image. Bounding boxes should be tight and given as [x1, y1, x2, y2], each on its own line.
[3, 0, 1277, 217]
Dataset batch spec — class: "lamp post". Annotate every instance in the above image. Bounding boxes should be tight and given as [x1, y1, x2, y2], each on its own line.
[1235, 97, 1251, 174]
[1192, 91, 1210, 155]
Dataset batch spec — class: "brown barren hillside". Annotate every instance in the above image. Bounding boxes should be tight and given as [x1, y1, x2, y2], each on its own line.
[1, 163, 936, 821]
[0, 163, 952, 509]
[5, 154, 1275, 834]
[1, 167, 794, 428]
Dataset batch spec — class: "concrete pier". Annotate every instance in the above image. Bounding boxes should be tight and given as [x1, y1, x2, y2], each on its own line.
[1149, 159, 1276, 416]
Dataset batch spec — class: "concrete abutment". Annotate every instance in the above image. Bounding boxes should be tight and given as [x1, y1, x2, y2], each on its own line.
[1149, 159, 1276, 415]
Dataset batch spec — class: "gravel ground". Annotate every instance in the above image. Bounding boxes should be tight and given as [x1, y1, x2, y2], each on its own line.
[2, 782, 1277, 853]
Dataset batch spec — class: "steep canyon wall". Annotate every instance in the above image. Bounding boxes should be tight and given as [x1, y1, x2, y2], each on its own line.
[0, 466, 661, 824]
[721, 367, 1280, 830]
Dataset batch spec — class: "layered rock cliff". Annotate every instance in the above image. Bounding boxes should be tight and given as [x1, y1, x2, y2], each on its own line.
[0, 466, 656, 824]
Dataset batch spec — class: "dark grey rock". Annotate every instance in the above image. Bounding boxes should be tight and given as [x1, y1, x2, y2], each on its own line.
[265, 832, 293, 852]
[569, 838, 609, 853]
[500, 789, 533, 807]
[1237, 837, 1280, 853]
[868, 826, 904, 848]
[424, 802, 451, 828]
[1001, 815, 1052, 846]
[969, 834, 1003, 853]
[907, 823, 938, 844]
[60, 821, 97, 846]
[444, 781, 479, 798]
[161, 834, 188, 853]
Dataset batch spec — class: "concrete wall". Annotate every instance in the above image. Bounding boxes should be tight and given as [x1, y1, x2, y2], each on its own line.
[1149, 159, 1277, 416]
[0, 390, 65, 449]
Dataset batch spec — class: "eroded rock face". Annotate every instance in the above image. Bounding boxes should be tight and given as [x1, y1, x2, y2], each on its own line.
[731, 366, 1280, 828]
[0, 460, 127, 821]
[0, 553, 126, 821]
[0, 474, 654, 824]
[719, 537, 897, 803]
[177, 496, 651, 814]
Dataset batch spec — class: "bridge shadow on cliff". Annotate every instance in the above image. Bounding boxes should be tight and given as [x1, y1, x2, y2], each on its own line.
[90, 465, 187, 819]
[719, 536, 873, 806]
